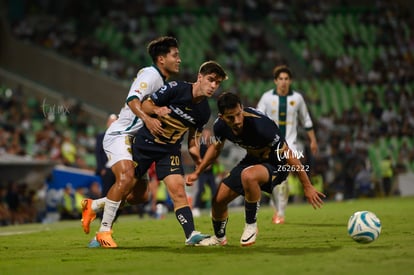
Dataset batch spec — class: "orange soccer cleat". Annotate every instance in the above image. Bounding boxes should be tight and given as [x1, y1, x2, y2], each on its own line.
[272, 213, 285, 224]
[81, 199, 96, 234]
[96, 230, 118, 248]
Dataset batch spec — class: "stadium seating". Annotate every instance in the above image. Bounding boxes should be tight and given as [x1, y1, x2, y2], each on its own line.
[3, 1, 414, 204]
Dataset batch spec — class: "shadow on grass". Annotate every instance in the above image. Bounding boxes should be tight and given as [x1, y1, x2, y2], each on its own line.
[116, 245, 343, 255]
[287, 223, 345, 227]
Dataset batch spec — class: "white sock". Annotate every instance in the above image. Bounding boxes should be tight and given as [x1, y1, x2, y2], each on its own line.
[99, 198, 121, 232]
[92, 197, 106, 212]
[271, 187, 279, 214]
[276, 181, 289, 217]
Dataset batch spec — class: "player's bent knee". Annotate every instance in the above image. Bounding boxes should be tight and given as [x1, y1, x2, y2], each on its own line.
[241, 169, 257, 184]
[117, 170, 135, 187]
[211, 198, 225, 210]
[126, 192, 149, 205]
[125, 177, 150, 204]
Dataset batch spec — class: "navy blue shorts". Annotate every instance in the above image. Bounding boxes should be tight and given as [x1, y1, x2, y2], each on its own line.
[134, 148, 184, 181]
[222, 162, 289, 196]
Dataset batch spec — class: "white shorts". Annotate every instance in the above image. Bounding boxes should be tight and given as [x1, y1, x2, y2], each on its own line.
[103, 133, 133, 168]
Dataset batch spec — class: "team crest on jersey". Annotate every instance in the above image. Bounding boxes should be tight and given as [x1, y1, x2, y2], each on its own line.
[290, 100, 296, 106]
[139, 82, 148, 90]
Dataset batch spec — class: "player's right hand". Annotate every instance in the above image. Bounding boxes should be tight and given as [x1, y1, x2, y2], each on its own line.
[185, 173, 199, 186]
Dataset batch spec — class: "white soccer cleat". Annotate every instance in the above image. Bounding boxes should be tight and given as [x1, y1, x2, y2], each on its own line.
[196, 235, 227, 246]
[185, 231, 210, 246]
[240, 223, 258, 247]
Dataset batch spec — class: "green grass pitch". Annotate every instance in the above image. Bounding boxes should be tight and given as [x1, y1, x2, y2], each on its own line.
[1, 196, 413, 275]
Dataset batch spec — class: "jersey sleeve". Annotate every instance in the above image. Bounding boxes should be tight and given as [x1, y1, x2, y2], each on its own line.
[149, 81, 178, 106]
[256, 92, 267, 113]
[194, 121, 207, 133]
[126, 68, 163, 103]
[255, 110, 285, 149]
[297, 93, 314, 130]
[213, 118, 225, 142]
[195, 105, 211, 132]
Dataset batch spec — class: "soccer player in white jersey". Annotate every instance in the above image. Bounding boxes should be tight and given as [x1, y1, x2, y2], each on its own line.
[81, 36, 181, 248]
[257, 65, 318, 224]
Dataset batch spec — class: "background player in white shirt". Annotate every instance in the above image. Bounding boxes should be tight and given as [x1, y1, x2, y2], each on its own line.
[81, 36, 181, 248]
[257, 65, 318, 224]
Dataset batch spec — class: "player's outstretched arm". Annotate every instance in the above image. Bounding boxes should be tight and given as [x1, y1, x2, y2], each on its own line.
[284, 146, 325, 209]
[186, 141, 224, 186]
[307, 129, 319, 155]
[139, 98, 170, 135]
[187, 128, 202, 166]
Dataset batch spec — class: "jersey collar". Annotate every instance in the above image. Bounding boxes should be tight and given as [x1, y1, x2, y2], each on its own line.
[152, 64, 167, 83]
[272, 87, 293, 96]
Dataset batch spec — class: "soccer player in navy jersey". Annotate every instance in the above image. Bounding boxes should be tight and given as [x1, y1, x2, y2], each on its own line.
[186, 92, 325, 246]
[131, 60, 228, 246]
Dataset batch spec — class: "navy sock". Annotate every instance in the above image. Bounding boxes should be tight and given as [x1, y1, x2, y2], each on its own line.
[175, 206, 195, 238]
[245, 201, 260, 224]
[212, 218, 228, 238]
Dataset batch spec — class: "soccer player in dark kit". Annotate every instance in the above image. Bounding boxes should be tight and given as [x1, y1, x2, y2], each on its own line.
[186, 92, 325, 246]
[132, 61, 228, 246]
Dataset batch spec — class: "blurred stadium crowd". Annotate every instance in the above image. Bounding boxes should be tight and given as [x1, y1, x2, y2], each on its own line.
[1, 0, 414, 225]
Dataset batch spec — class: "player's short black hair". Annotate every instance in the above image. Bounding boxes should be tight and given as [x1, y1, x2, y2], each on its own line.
[217, 92, 241, 114]
[273, 65, 292, 79]
[198, 60, 228, 80]
[147, 36, 179, 63]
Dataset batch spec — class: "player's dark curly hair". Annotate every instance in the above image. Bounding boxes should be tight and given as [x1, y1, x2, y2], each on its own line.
[217, 92, 241, 114]
[147, 36, 179, 63]
[273, 65, 292, 79]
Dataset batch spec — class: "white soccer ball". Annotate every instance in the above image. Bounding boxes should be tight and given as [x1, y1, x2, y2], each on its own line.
[347, 211, 381, 244]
